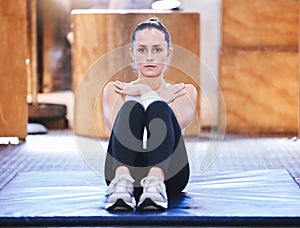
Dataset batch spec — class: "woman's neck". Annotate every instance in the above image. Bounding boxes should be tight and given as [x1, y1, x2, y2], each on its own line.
[134, 77, 166, 91]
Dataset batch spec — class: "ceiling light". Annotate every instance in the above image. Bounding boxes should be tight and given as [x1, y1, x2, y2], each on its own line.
[151, 0, 181, 10]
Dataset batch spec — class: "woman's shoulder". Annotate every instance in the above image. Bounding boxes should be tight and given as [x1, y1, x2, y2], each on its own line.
[103, 81, 124, 100]
[103, 81, 115, 95]
[185, 83, 197, 98]
[184, 83, 197, 92]
[180, 83, 197, 104]
[104, 81, 114, 89]
[167, 82, 197, 94]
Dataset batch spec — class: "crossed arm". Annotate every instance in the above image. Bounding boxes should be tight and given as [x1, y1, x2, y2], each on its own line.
[103, 81, 197, 131]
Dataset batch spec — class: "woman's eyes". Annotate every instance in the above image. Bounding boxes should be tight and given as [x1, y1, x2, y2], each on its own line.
[153, 47, 163, 53]
[137, 48, 146, 53]
[136, 47, 163, 54]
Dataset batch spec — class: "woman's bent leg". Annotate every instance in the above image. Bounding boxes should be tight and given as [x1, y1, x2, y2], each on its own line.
[105, 101, 146, 185]
[145, 101, 190, 196]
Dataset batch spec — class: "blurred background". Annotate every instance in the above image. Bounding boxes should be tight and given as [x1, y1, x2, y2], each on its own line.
[0, 0, 299, 139]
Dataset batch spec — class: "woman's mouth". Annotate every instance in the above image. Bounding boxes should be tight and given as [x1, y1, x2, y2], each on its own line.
[144, 65, 156, 68]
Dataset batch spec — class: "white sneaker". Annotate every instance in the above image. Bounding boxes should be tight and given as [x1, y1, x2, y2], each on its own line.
[105, 174, 135, 211]
[137, 176, 168, 211]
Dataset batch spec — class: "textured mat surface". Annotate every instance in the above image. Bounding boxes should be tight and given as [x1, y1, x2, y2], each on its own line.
[0, 168, 16, 192]
[0, 169, 300, 226]
[1, 131, 300, 226]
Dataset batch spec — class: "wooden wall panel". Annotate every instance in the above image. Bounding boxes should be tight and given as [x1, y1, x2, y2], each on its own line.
[219, 49, 299, 134]
[222, 0, 299, 49]
[299, 0, 300, 137]
[71, 11, 201, 138]
[0, 0, 28, 138]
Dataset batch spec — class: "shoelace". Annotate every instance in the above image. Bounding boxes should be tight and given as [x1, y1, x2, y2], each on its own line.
[140, 176, 165, 194]
[106, 174, 135, 194]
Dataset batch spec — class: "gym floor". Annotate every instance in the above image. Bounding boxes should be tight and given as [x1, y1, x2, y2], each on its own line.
[1, 130, 299, 181]
[0, 129, 299, 227]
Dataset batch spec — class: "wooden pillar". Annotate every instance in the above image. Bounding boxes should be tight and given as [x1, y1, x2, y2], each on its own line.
[28, 0, 38, 105]
[299, 0, 300, 137]
[0, 0, 28, 139]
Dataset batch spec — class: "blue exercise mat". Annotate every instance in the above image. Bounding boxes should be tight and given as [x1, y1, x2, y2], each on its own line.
[0, 169, 299, 226]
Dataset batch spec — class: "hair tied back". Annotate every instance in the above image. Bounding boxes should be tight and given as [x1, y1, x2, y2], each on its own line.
[131, 17, 171, 48]
[148, 18, 159, 22]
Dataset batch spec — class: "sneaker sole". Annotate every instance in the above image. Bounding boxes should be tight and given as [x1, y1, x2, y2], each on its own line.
[105, 198, 134, 211]
[137, 198, 167, 211]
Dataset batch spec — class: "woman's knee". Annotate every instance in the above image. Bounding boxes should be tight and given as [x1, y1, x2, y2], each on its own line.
[117, 100, 144, 117]
[122, 100, 143, 110]
[146, 101, 170, 114]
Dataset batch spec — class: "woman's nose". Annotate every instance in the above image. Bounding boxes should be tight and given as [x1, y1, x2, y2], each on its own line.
[146, 51, 154, 61]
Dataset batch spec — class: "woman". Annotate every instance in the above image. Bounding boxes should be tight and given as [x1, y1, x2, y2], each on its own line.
[103, 18, 197, 211]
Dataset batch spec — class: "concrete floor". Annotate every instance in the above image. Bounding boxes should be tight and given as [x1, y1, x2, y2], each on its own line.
[1, 129, 299, 186]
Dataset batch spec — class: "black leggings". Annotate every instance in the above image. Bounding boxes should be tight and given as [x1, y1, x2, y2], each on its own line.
[105, 100, 190, 196]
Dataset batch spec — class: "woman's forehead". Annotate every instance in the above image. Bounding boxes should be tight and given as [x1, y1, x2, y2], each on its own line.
[134, 28, 166, 43]
[134, 41, 167, 47]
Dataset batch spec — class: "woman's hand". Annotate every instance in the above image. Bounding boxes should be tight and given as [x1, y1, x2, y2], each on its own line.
[156, 83, 187, 103]
[114, 81, 151, 96]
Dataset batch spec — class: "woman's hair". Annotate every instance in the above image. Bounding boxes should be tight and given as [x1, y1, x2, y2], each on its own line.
[131, 18, 171, 48]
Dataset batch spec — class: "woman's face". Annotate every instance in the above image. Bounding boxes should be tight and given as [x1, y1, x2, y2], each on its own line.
[131, 28, 172, 78]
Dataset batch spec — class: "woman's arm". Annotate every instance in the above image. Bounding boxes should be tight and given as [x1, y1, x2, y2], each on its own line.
[103, 80, 197, 130]
[103, 81, 152, 131]
[103, 82, 124, 131]
[168, 84, 197, 129]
